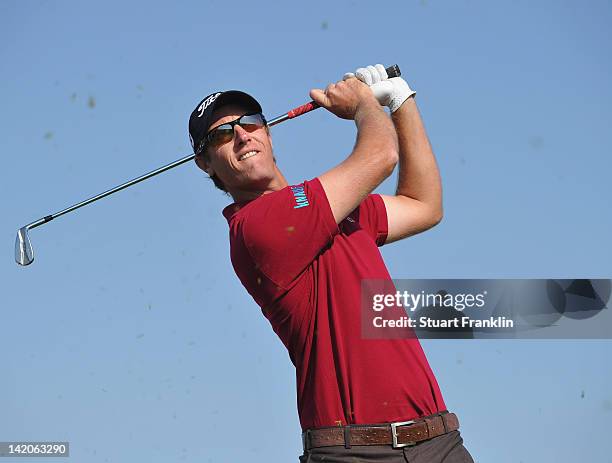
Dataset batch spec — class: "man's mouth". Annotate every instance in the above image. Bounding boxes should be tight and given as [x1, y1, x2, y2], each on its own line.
[239, 150, 259, 161]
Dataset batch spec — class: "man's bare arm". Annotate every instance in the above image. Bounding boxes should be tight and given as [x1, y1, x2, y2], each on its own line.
[312, 78, 399, 224]
[380, 97, 443, 243]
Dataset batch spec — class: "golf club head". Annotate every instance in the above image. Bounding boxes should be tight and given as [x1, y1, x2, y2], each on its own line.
[15, 226, 34, 266]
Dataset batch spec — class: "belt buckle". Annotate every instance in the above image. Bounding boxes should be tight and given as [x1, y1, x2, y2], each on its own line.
[390, 420, 416, 448]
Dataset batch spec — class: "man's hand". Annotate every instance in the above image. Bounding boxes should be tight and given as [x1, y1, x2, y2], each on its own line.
[309, 77, 380, 120]
[344, 64, 416, 113]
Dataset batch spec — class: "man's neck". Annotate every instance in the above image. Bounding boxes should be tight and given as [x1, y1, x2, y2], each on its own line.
[229, 175, 289, 203]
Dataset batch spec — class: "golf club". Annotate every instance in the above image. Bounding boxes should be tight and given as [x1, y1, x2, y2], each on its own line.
[15, 64, 401, 266]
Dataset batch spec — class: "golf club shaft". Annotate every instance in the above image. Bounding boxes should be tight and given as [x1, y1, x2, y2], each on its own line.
[26, 154, 197, 231]
[24, 63, 401, 231]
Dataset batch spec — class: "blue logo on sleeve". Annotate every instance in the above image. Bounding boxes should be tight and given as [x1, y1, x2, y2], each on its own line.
[290, 185, 310, 209]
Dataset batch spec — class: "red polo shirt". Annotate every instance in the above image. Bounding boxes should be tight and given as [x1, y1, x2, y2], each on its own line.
[222, 178, 446, 431]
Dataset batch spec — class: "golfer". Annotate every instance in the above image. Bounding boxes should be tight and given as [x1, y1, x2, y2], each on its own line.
[188, 64, 474, 462]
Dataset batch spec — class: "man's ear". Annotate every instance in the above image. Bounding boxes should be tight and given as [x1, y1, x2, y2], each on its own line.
[195, 155, 214, 177]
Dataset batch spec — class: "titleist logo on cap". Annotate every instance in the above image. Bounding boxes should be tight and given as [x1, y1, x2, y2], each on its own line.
[197, 93, 221, 117]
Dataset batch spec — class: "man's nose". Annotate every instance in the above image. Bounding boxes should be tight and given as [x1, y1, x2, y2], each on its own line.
[233, 124, 251, 144]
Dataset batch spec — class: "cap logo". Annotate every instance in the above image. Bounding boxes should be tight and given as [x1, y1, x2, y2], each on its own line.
[197, 92, 221, 117]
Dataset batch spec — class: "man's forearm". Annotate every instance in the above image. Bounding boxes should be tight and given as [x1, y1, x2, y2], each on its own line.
[354, 100, 399, 168]
[391, 98, 442, 214]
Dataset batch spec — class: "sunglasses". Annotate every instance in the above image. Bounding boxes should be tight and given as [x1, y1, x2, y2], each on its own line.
[197, 113, 267, 154]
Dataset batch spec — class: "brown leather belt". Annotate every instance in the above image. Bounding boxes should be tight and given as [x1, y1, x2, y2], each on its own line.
[302, 411, 459, 451]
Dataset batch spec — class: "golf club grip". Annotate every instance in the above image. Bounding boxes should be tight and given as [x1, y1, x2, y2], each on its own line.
[286, 64, 401, 120]
[385, 64, 401, 78]
[288, 101, 319, 118]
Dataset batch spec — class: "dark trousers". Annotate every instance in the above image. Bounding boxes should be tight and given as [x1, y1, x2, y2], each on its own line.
[298, 430, 474, 462]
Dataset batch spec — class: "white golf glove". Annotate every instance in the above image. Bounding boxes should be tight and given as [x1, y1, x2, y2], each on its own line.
[344, 64, 415, 113]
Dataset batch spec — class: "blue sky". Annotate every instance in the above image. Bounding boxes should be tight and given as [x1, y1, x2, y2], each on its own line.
[1, 0, 611, 461]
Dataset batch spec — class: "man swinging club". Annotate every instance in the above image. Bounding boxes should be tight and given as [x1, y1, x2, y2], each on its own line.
[188, 64, 475, 462]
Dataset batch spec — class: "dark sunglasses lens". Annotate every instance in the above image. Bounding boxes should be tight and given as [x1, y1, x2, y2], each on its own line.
[240, 114, 266, 127]
[208, 125, 234, 146]
[239, 114, 266, 132]
[204, 114, 265, 148]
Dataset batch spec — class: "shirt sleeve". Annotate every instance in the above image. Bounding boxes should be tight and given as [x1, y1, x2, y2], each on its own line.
[354, 194, 389, 247]
[241, 177, 339, 289]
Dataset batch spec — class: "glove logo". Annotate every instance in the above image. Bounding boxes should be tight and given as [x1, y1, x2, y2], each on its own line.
[197, 93, 221, 118]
